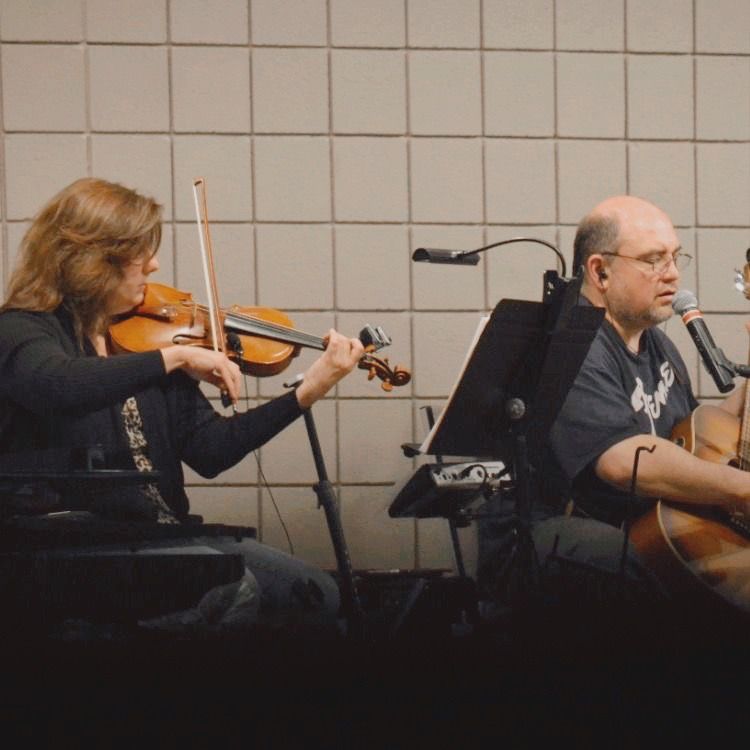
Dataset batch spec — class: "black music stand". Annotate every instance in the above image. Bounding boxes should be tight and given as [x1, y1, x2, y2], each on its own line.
[410, 271, 603, 607]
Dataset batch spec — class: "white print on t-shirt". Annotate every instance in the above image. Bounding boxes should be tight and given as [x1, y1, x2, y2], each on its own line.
[629, 361, 675, 435]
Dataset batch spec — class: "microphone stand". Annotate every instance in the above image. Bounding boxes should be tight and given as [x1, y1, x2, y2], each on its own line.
[713, 350, 750, 381]
[418, 405, 469, 579]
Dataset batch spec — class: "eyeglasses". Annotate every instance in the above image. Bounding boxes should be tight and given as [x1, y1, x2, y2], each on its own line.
[600, 251, 691, 276]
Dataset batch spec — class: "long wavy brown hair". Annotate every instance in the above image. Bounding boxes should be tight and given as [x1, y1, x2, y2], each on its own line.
[3, 178, 163, 339]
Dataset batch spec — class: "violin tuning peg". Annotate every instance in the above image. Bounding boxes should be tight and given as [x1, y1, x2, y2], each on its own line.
[375, 326, 391, 348]
[358, 324, 392, 352]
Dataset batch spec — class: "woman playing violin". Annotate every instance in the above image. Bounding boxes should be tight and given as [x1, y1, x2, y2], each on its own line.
[0, 177, 364, 631]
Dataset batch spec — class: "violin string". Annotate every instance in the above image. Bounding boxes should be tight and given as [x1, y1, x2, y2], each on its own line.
[226, 310, 325, 349]
[190, 302, 325, 350]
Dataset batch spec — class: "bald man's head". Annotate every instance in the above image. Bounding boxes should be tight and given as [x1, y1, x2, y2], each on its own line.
[573, 196, 674, 275]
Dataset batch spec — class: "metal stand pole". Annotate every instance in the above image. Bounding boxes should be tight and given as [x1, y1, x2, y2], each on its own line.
[301, 407, 365, 640]
[421, 405, 469, 580]
[447, 518, 467, 578]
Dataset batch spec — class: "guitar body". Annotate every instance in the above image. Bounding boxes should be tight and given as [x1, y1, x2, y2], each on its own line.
[630, 405, 750, 615]
[669, 404, 743, 466]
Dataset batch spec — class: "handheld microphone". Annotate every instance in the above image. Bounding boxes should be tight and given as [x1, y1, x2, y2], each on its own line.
[672, 289, 736, 393]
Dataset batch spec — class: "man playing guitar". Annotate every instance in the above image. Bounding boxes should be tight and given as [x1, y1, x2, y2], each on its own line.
[536, 195, 750, 618]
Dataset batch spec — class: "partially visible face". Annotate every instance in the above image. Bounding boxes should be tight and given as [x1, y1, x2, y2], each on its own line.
[107, 248, 160, 316]
[603, 203, 681, 332]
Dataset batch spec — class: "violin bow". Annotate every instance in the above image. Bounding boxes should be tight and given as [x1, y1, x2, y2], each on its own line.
[190, 179, 411, 394]
[192, 178, 236, 410]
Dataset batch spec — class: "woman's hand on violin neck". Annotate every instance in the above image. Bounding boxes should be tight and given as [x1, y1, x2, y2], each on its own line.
[295, 329, 364, 409]
[161, 345, 241, 404]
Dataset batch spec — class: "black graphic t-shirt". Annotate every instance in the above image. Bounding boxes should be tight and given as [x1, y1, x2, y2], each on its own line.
[548, 314, 698, 527]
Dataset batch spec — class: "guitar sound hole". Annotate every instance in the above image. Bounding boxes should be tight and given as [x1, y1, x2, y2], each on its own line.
[673, 437, 686, 448]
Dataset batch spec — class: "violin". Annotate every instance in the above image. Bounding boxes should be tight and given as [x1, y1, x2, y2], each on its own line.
[109, 178, 410, 394]
[108, 282, 411, 391]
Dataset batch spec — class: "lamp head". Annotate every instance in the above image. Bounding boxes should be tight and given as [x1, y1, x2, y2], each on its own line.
[411, 248, 481, 266]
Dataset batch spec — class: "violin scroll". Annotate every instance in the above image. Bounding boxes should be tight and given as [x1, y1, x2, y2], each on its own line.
[356, 323, 411, 390]
[358, 352, 411, 392]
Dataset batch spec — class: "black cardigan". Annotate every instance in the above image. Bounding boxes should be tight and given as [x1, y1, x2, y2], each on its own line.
[0, 306, 303, 519]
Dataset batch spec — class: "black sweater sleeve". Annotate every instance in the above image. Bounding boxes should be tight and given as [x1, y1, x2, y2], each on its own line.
[168, 374, 304, 478]
[0, 308, 305, 481]
[0, 310, 166, 414]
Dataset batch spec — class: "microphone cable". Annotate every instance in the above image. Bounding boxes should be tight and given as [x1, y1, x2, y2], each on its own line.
[239, 373, 296, 556]
[254, 449, 295, 556]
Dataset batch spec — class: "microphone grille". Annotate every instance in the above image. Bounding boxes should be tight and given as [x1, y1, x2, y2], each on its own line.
[672, 288, 698, 315]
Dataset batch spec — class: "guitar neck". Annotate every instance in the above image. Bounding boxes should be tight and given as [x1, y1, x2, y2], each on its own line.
[740, 379, 750, 471]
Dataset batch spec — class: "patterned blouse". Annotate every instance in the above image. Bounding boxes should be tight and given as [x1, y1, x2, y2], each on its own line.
[121, 396, 179, 524]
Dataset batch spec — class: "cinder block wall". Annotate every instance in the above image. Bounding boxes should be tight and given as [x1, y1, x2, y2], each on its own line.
[1, 1, 749, 574]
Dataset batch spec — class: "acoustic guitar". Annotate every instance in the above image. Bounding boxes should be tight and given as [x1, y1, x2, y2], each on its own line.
[630, 260, 750, 615]
[630, 405, 750, 615]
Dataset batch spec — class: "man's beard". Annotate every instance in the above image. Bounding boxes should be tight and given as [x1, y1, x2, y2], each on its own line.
[608, 297, 673, 330]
